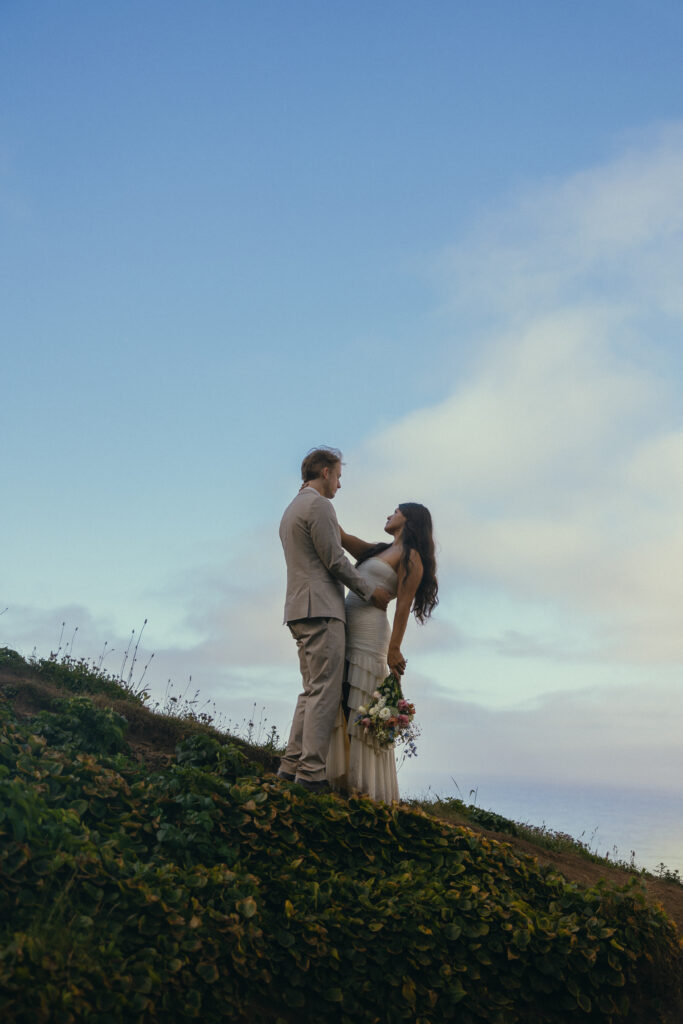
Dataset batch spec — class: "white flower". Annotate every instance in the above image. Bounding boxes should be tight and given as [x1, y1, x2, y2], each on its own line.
[379, 707, 391, 720]
[369, 707, 379, 718]
[372, 691, 381, 700]
[358, 705, 368, 715]
[378, 697, 386, 708]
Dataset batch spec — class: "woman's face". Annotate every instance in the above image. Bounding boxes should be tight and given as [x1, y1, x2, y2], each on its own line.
[384, 507, 406, 536]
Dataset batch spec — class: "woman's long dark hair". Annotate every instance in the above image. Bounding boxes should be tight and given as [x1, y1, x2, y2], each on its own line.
[357, 502, 438, 624]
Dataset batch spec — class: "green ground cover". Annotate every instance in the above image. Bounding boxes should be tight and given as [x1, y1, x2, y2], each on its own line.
[0, 649, 680, 1022]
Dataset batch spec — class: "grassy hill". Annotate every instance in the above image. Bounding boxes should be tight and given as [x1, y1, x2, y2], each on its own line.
[0, 647, 680, 1023]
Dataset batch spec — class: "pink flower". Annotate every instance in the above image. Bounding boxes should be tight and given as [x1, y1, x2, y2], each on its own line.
[398, 699, 407, 710]
[398, 714, 410, 726]
[361, 717, 372, 728]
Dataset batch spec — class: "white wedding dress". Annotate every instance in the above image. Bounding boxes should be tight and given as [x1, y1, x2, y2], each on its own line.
[327, 557, 400, 802]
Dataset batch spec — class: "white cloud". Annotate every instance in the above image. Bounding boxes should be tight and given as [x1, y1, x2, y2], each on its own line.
[1, 604, 119, 664]
[339, 125, 683, 664]
[444, 123, 683, 322]
[158, 526, 293, 668]
[399, 675, 683, 793]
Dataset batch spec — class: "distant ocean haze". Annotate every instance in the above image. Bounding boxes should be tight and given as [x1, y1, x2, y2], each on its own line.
[401, 771, 683, 876]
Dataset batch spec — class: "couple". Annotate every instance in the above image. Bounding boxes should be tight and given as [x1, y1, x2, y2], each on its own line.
[277, 446, 438, 802]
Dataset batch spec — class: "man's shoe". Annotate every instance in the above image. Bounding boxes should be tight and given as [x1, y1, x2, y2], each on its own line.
[277, 769, 296, 781]
[295, 778, 331, 794]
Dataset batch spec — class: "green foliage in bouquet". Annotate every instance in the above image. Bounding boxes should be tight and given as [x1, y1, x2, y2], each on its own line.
[0, 695, 680, 1024]
[355, 672, 419, 756]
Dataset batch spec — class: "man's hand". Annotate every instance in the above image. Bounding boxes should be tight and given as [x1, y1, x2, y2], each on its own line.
[388, 645, 407, 676]
[370, 587, 392, 612]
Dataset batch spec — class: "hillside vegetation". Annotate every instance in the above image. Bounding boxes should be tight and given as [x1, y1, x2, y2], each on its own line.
[0, 648, 680, 1023]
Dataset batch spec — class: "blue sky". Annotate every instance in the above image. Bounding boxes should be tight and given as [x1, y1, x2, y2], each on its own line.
[2, 2, 683, 803]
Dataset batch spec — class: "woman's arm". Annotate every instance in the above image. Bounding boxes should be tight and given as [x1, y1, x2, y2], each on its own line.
[339, 526, 375, 561]
[387, 550, 423, 676]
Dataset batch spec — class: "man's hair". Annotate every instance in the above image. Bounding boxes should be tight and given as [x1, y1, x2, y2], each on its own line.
[301, 446, 343, 482]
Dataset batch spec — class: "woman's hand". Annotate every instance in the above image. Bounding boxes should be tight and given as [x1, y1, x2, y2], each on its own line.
[388, 645, 407, 676]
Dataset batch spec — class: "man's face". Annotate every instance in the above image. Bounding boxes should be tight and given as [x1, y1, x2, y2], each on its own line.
[321, 461, 342, 499]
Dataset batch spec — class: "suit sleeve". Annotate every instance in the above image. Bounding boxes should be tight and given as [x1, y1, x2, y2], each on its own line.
[309, 500, 375, 601]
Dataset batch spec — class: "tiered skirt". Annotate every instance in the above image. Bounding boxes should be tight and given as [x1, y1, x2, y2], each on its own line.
[326, 647, 399, 803]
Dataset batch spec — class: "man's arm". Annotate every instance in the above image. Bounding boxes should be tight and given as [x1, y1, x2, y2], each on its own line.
[309, 500, 389, 607]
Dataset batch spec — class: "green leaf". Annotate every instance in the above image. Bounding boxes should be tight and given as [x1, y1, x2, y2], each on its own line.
[283, 988, 306, 1009]
[236, 897, 257, 918]
[184, 989, 202, 1012]
[197, 962, 219, 983]
[401, 978, 416, 1007]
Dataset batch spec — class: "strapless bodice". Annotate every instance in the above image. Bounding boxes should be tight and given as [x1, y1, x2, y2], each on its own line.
[346, 556, 398, 603]
[344, 557, 396, 665]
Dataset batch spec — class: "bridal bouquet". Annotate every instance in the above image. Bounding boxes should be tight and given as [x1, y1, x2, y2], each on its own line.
[355, 673, 419, 757]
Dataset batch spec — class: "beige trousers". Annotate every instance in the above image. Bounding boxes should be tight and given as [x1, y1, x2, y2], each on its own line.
[280, 616, 346, 782]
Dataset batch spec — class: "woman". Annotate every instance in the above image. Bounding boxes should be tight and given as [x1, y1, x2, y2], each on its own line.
[326, 503, 438, 802]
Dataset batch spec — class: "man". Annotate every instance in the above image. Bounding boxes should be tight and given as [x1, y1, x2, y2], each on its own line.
[278, 447, 391, 793]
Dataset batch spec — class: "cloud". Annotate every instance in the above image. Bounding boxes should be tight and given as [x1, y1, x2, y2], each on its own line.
[1, 604, 119, 664]
[339, 124, 683, 664]
[485, 629, 597, 663]
[399, 675, 683, 794]
[444, 122, 683, 322]
[155, 527, 293, 669]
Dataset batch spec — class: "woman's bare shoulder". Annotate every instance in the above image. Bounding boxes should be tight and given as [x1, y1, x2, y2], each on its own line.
[396, 547, 423, 579]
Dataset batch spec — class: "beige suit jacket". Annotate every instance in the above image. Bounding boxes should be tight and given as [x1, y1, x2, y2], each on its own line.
[279, 487, 375, 623]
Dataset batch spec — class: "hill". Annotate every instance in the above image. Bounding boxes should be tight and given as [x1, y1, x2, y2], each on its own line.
[0, 648, 681, 1023]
